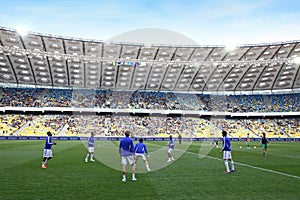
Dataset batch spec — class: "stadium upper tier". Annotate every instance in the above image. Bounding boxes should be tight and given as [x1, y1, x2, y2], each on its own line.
[0, 26, 300, 92]
[0, 88, 299, 113]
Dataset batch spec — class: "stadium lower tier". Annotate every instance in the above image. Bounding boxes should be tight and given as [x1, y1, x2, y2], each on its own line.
[0, 114, 299, 138]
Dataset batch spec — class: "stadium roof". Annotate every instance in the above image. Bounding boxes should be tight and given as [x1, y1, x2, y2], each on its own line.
[0, 26, 300, 93]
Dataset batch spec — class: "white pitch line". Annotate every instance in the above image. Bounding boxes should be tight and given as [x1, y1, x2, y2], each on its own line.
[82, 139, 300, 180]
[183, 149, 300, 180]
[142, 142, 300, 180]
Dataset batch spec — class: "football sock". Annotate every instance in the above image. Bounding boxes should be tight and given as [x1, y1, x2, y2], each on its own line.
[230, 160, 235, 170]
[86, 154, 89, 159]
[224, 161, 230, 172]
[90, 154, 94, 160]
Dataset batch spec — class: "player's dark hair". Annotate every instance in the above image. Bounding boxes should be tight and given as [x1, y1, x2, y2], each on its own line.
[125, 130, 130, 137]
[139, 138, 143, 143]
[47, 131, 52, 136]
[169, 135, 172, 139]
[222, 130, 227, 137]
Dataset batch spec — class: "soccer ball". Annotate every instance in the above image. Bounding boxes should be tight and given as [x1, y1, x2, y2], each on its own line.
[254, 146, 256, 148]
[239, 146, 242, 148]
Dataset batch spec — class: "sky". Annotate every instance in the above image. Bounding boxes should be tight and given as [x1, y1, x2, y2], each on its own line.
[0, 0, 300, 45]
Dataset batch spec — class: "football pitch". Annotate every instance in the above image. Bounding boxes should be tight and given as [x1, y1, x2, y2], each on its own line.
[0, 140, 299, 200]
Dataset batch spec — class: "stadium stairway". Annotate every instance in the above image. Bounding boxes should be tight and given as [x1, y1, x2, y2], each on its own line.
[238, 119, 260, 137]
[56, 123, 69, 137]
[13, 121, 32, 136]
[280, 129, 290, 138]
[237, 120, 254, 136]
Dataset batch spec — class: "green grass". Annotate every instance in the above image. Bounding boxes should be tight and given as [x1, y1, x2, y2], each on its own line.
[0, 140, 299, 200]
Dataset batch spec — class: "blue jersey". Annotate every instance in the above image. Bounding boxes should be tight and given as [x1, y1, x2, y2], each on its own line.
[88, 136, 94, 147]
[134, 143, 148, 155]
[168, 139, 175, 149]
[221, 136, 231, 151]
[44, 136, 54, 150]
[119, 136, 134, 156]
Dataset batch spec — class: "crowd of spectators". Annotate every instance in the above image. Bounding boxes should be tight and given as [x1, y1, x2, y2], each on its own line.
[0, 87, 299, 138]
[0, 88, 43, 107]
[0, 114, 32, 135]
[43, 89, 72, 107]
[1, 113, 299, 138]
[1, 87, 300, 113]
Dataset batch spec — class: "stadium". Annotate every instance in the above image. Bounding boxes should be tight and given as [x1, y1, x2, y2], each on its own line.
[0, 1, 300, 200]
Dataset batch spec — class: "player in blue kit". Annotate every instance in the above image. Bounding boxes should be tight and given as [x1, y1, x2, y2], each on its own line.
[41, 131, 56, 169]
[134, 138, 151, 171]
[119, 130, 136, 182]
[167, 135, 175, 162]
[85, 132, 95, 163]
[220, 130, 235, 174]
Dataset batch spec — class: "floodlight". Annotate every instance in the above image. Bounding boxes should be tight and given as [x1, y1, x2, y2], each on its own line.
[15, 25, 29, 36]
[226, 43, 237, 51]
[293, 56, 300, 64]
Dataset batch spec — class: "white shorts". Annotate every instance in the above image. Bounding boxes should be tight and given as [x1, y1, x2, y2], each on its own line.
[43, 149, 53, 158]
[168, 148, 174, 153]
[88, 147, 94, 153]
[223, 151, 232, 160]
[121, 155, 135, 166]
[135, 153, 146, 161]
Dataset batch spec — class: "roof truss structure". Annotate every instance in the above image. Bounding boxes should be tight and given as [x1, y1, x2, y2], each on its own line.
[0, 27, 300, 93]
